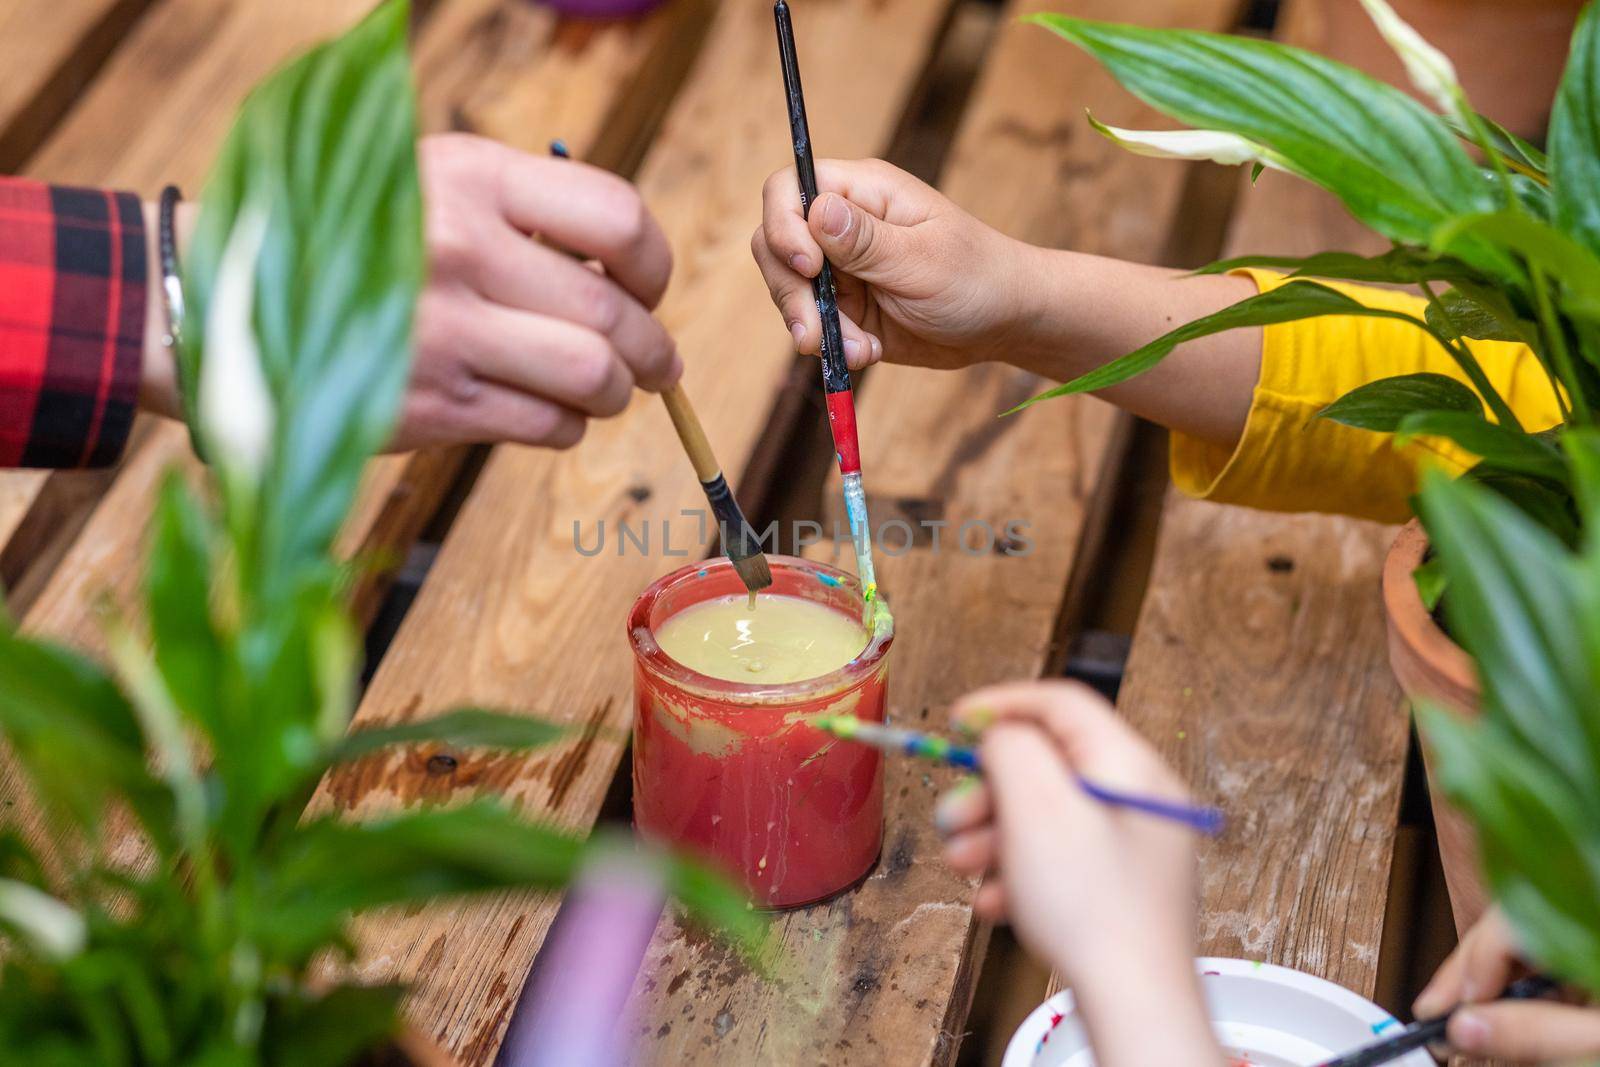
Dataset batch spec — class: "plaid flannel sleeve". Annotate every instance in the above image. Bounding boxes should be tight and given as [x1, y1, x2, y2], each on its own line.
[0, 177, 147, 468]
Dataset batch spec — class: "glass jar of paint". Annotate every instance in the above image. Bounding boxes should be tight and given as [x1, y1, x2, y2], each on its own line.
[628, 556, 893, 908]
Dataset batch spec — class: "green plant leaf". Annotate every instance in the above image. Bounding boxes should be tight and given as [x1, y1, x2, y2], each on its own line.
[1424, 288, 1528, 343]
[1009, 281, 1449, 413]
[1434, 210, 1600, 320]
[1421, 705, 1600, 993]
[1027, 15, 1493, 245]
[261, 984, 404, 1067]
[1417, 471, 1600, 800]
[1195, 248, 1477, 285]
[258, 804, 586, 959]
[1397, 410, 1567, 481]
[1550, 0, 1600, 257]
[145, 473, 226, 744]
[331, 708, 573, 763]
[1565, 428, 1600, 549]
[185, 0, 423, 599]
[1315, 372, 1483, 432]
[1453, 113, 1549, 176]
[0, 633, 174, 849]
[1412, 556, 1447, 612]
[1461, 466, 1581, 549]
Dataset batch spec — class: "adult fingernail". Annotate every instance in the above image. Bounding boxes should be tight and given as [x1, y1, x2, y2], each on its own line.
[844, 338, 863, 362]
[869, 335, 883, 360]
[789, 252, 811, 273]
[1451, 1010, 1490, 1052]
[790, 322, 806, 347]
[819, 195, 851, 239]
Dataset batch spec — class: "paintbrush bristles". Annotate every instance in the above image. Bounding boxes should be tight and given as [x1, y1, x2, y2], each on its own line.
[730, 552, 773, 595]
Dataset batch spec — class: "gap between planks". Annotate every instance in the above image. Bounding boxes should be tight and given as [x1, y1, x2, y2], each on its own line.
[308, 2, 977, 1063]
[1071, 0, 1413, 1007]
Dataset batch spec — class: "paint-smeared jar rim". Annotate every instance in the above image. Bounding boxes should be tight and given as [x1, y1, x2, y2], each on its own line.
[626, 555, 894, 703]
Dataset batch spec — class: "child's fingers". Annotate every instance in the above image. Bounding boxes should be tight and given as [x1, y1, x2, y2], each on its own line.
[751, 226, 822, 355]
[750, 229, 881, 370]
[957, 681, 1182, 798]
[934, 778, 991, 836]
[760, 166, 824, 277]
[982, 721, 1097, 831]
[1448, 1000, 1600, 1061]
[973, 879, 1007, 923]
[940, 827, 997, 877]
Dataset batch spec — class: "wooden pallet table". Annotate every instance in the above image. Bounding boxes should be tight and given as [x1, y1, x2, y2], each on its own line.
[6, 0, 1563, 1064]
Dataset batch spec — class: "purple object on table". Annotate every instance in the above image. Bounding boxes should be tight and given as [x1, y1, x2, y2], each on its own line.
[497, 842, 668, 1067]
[539, 0, 666, 17]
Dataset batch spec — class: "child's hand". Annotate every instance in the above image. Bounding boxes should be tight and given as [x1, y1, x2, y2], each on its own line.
[935, 681, 1222, 1067]
[752, 158, 1039, 372]
[1415, 907, 1600, 1062]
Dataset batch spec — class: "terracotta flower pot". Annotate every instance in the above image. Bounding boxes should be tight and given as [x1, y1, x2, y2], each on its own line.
[1381, 518, 1490, 935]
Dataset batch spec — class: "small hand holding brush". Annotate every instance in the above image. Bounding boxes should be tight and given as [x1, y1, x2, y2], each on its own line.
[550, 141, 771, 598]
[811, 714, 1226, 836]
[1314, 974, 1560, 1067]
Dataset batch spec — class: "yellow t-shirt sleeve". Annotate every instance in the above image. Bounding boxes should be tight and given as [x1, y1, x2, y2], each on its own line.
[1169, 269, 1564, 524]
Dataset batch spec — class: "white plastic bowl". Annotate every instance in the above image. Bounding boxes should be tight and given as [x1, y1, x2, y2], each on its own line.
[1003, 958, 1433, 1067]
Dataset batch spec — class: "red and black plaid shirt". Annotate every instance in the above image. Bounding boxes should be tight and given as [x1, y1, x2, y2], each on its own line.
[0, 176, 146, 468]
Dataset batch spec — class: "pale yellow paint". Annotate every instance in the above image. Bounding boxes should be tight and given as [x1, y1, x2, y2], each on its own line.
[655, 594, 866, 685]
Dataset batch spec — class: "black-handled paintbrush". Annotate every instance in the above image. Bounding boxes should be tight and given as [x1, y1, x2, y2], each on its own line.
[1316, 974, 1560, 1067]
[550, 140, 772, 599]
[772, 0, 879, 609]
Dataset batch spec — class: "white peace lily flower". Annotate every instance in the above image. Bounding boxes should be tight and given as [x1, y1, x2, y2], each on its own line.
[0, 879, 86, 960]
[1088, 114, 1288, 172]
[199, 197, 276, 485]
[1359, 0, 1466, 122]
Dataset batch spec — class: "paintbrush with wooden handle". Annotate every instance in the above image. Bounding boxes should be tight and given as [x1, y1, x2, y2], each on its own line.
[551, 140, 772, 598]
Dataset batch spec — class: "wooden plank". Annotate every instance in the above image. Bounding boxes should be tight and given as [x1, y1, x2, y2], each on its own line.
[309, 2, 970, 1062]
[0, 0, 155, 172]
[13, 0, 710, 654]
[1111, 0, 1409, 999]
[2, 0, 406, 623]
[626, 2, 1242, 1063]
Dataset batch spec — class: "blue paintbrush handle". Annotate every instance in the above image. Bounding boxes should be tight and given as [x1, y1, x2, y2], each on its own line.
[1077, 780, 1226, 836]
[829, 721, 1225, 836]
[952, 745, 1223, 834]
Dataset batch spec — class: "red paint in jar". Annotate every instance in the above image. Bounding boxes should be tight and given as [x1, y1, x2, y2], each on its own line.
[628, 556, 893, 907]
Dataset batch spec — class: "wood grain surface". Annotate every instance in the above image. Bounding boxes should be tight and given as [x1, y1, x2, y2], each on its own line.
[308, 2, 965, 1062]
[0, 0, 154, 171]
[1111, 0, 1410, 1001]
[622, 2, 1245, 1064]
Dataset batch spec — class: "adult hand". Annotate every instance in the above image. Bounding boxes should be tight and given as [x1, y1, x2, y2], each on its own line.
[752, 157, 1038, 372]
[1415, 907, 1600, 1063]
[143, 133, 682, 451]
[399, 133, 680, 451]
[934, 680, 1222, 1067]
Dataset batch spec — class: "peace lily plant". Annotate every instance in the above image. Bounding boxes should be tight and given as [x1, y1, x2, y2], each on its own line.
[1024, 1, 1600, 998]
[0, 3, 757, 1063]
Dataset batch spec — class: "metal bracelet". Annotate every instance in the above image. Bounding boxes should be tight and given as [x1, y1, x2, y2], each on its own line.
[157, 184, 186, 356]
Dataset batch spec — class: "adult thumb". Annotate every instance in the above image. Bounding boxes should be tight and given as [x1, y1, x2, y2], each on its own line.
[808, 192, 907, 283]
